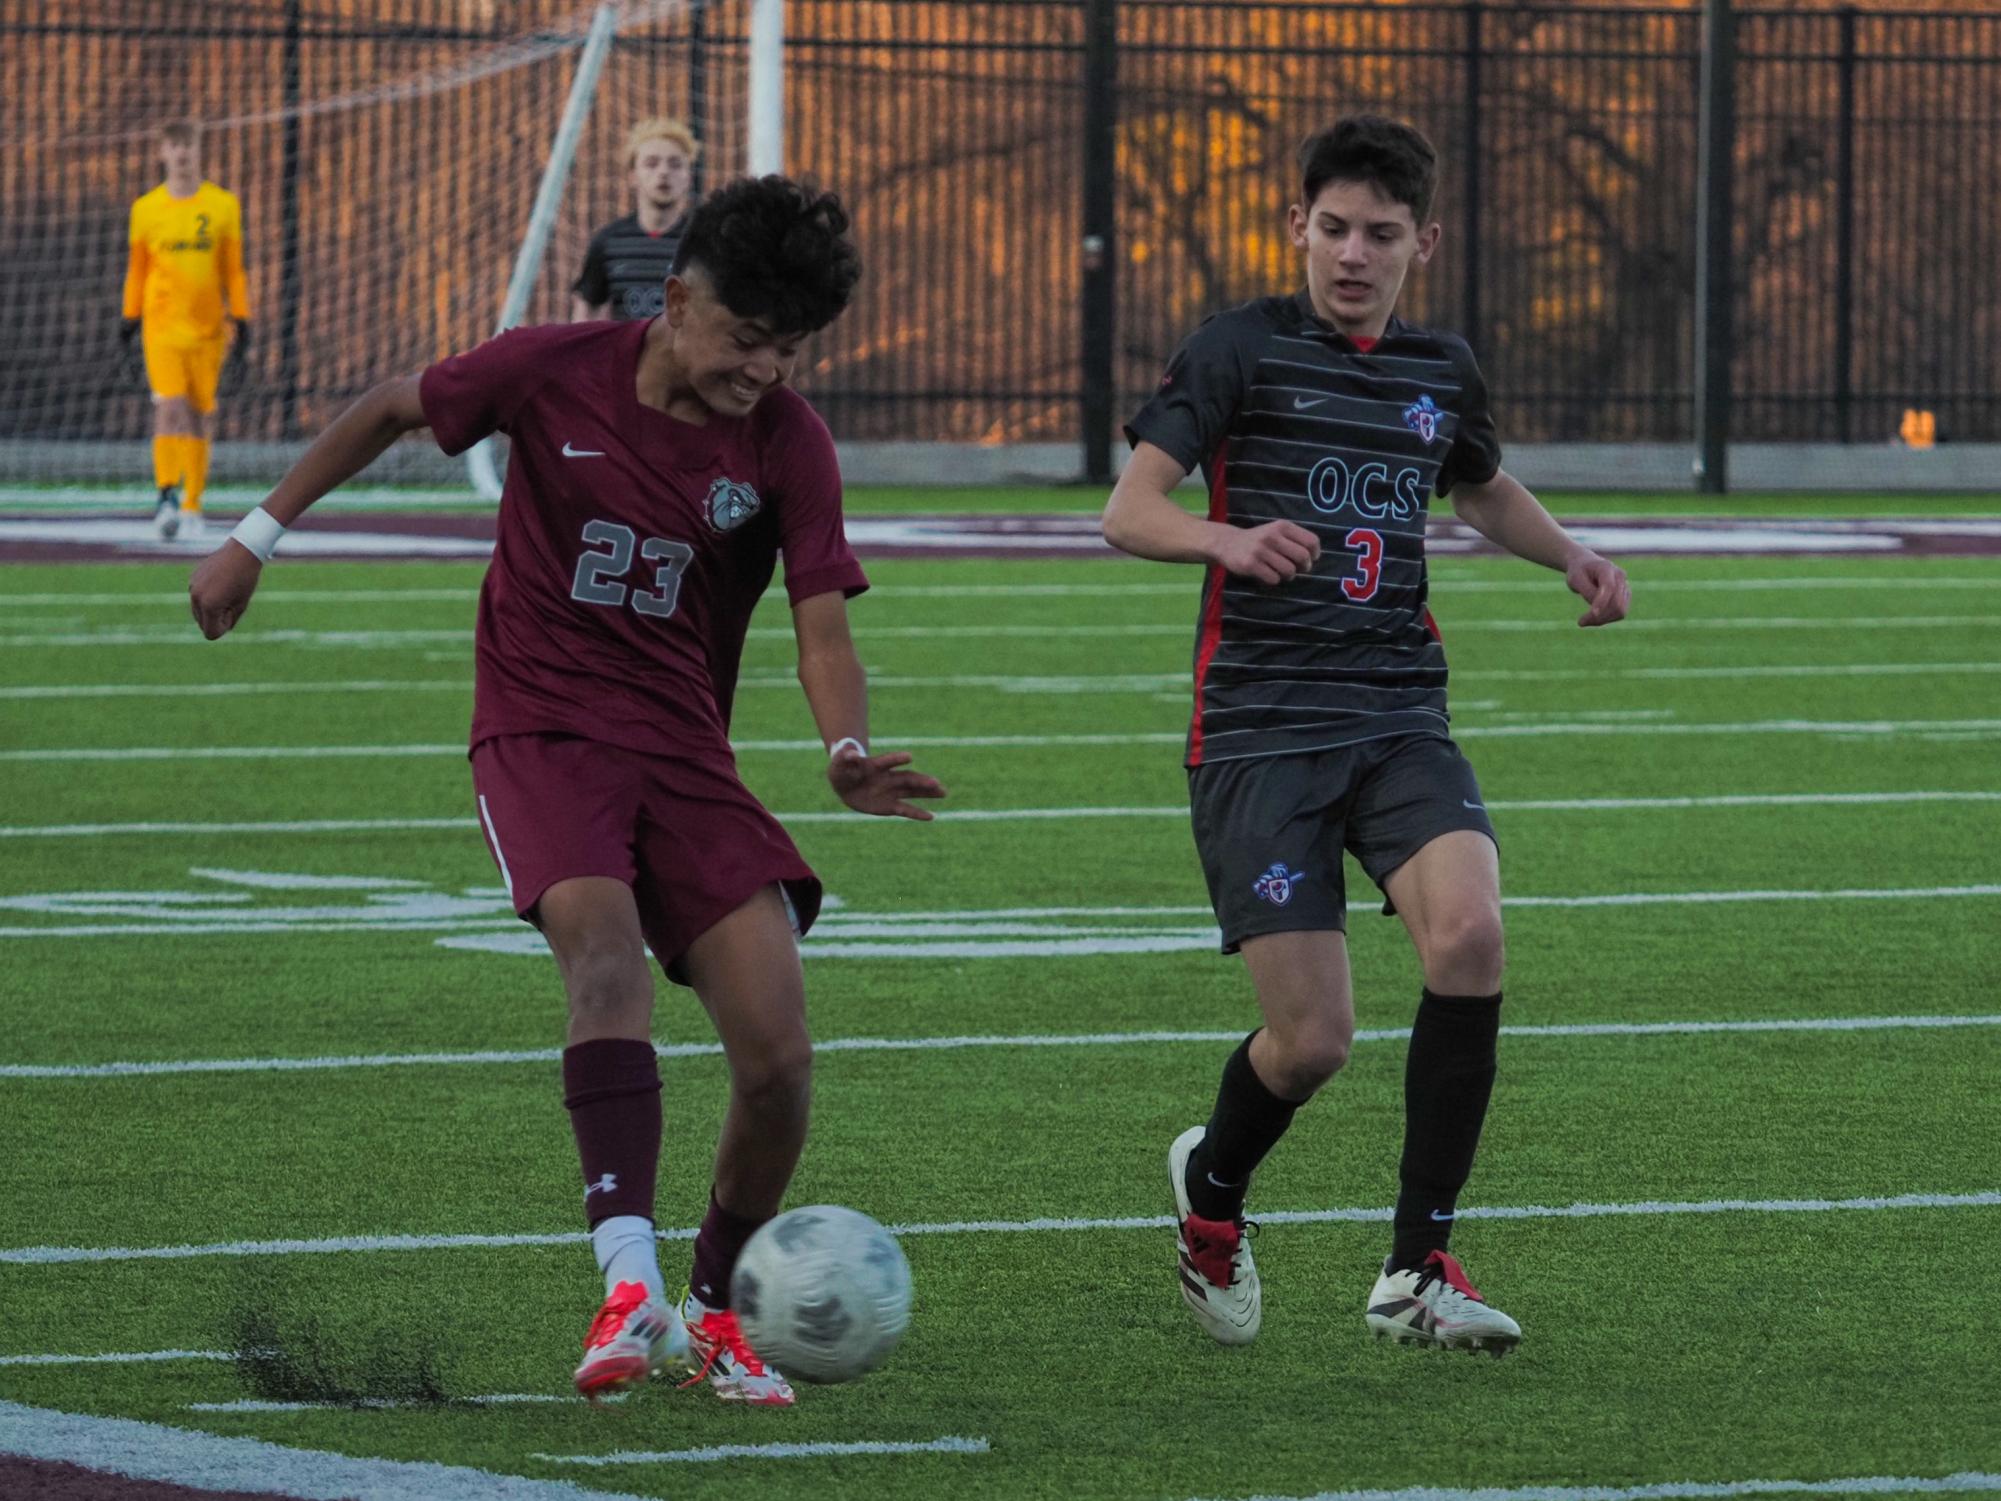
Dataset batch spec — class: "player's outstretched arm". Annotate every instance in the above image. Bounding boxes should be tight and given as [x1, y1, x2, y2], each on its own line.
[1449, 469, 1631, 627]
[1103, 441, 1320, 584]
[189, 374, 429, 640]
[792, 591, 946, 821]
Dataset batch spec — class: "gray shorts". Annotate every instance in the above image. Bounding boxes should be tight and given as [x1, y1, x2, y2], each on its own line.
[1187, 734, 1497, 952]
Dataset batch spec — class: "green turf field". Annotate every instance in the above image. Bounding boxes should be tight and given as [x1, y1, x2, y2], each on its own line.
[2, 525, 1999, 1498]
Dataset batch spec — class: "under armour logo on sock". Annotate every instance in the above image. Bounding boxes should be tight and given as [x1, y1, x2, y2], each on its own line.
[584, 1173, 618, 1199]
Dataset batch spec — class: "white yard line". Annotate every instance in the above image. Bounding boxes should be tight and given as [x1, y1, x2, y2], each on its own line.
[3, 1013, 1996, 1082]
[6, 615, 2001, 648]
[4, 1191, 1996, 1267]
[7, 719, 2001, 763]
[2, 577, 1994, 607]
[0, 1348, 230, 1366]
[2, 883, 1996, 943]
[534, 1437, 991, 1465]
[0, 679, 464, 701]
[187, 1394, 589, 1413]
[0, 788, 1995, 840]
[1188, 1471, 2001, 1501]
[10, 661, 2001, 700]
[0, 1398, 658, 1501]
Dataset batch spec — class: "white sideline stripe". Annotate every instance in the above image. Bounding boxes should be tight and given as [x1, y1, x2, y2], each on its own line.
[188, 1394, 586, 1412]
[8, 615, 2001, 648]
[8, 718, 2001, 762]
[0, 1398, 658, 1501]
[5, 1013, 1998, 1082]
[4, 1191, 1996, 1267]
[535, 1437, 991, 1466]
[0, 679, 464, 701]
[9, 661, 2001, 701]
[0, 788, 1995, 839]
[0, 1348, 230, 1366]
[1193, 1472, 2001, 1501]
[0, 590, 477, 608]
[3, 577, 1994, 607]
[2, 883, 1997, 940]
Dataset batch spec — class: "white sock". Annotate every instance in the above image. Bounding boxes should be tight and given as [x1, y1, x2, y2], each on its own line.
[591, 1216, 665, 1300]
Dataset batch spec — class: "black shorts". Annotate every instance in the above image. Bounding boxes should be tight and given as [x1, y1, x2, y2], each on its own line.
[1187, 734, 1497, 952]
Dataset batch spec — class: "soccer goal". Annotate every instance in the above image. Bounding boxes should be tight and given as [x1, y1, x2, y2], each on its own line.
[0, 0, 779, 507]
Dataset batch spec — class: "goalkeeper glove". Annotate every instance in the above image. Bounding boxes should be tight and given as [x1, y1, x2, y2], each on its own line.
[221, 321, 252, 397]
[118, 318, 145, 385]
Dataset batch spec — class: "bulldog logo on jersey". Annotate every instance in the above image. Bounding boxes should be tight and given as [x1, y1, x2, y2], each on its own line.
[1252, 863, 1305, 907]
[705, 476, 763, 533]
[1403, 393, 1441, 445]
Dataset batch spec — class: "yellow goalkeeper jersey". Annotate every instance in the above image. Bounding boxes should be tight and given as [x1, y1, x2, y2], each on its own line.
[123, 181, 249, 343]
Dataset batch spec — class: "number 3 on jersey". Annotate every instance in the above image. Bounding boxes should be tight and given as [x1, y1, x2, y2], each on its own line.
[1341, 527, 1383, 601]
[570, 519, 694, 619]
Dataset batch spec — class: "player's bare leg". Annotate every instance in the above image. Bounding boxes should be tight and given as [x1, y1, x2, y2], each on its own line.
[538, 877, 689, 1397]
[1367, 830, 1520, 1354]
[674, 884, 808, 1403]
[1171, 930, 1353, 1344]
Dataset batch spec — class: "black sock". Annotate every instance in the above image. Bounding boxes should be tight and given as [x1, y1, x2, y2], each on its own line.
[1391, 988, 1501, 1268]
[1184, 1031, 1305, 1221]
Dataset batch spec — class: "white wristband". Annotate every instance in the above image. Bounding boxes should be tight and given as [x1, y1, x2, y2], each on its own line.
[229, 506, 286, 563]
[827, 736, 867, 761]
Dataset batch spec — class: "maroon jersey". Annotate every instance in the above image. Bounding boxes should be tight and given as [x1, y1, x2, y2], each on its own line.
[420, 320, 867, 760]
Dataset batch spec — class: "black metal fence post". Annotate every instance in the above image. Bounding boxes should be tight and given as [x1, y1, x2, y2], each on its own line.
[688, 0, 709, 192]
[278, 0, 303, 436]
[1081, 0, 1118, 484]
[1834, 5, 1857, 444]
[1460, 0, 1483, 355]
[1693, 0, 1735, 491]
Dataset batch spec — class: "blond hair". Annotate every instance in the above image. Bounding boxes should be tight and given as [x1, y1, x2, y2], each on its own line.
[626, 118, 699, 167]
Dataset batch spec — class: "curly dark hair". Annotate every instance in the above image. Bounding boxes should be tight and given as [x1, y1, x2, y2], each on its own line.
[1299, 116, 1439, 222]
[671, 176, 862, 335]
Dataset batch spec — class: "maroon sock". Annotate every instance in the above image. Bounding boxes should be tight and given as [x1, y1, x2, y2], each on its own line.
[688, 1190, 771, 1306]
[561, 1038, 661, 1227]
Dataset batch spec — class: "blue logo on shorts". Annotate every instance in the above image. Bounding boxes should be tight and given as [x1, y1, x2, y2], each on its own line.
[1252, 863, 1305, 907]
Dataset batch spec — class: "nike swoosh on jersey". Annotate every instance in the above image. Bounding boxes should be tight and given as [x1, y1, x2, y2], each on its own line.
[562, 441, 606, 457]
[1292, 396, 1327, 410]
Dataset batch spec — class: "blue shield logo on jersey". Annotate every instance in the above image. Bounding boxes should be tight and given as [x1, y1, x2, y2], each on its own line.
[1252, 863, 1305, 907]
[1403, 393, 1440, 445]
[706, 476, 763, 533]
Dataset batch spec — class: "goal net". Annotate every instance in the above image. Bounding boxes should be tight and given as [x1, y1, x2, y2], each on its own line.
[0, 0, 752, 504]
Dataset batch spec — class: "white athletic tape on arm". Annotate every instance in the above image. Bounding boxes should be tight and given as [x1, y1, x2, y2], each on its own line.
[229, 507, 286, 563]
[828, 736, 867, 761]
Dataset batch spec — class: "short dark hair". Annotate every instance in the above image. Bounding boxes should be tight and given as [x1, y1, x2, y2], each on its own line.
[1298, 116, 1438, 222]
[672, 176, 861, 335]
[158, 120, 200, 147]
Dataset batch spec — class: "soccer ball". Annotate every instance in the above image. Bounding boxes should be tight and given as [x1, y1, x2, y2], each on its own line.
[729, 1205, 912, 1384]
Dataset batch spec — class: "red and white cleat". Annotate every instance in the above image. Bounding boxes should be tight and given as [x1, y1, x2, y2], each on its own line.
[573, 1281, 689, 1400]
[1169, 1125, 1261, 1345]
[680, 1293, 796, 1405]
[1366, 1249, 1522, 1355]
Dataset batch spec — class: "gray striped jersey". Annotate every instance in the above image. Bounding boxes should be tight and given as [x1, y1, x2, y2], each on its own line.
[1124, 291, 1501, 766]
[573, 211, 691, 321]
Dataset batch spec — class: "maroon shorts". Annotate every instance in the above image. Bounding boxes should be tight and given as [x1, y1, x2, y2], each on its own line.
[470, 732, 822, 984]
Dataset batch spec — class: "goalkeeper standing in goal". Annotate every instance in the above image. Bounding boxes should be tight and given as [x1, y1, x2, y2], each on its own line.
[572, 118, 700, 322]
[121, 120, 250, 541]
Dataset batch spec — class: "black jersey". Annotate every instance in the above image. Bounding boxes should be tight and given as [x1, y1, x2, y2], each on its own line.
[1125, 292, 1502, 767]
[572, 211, 691, 321]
